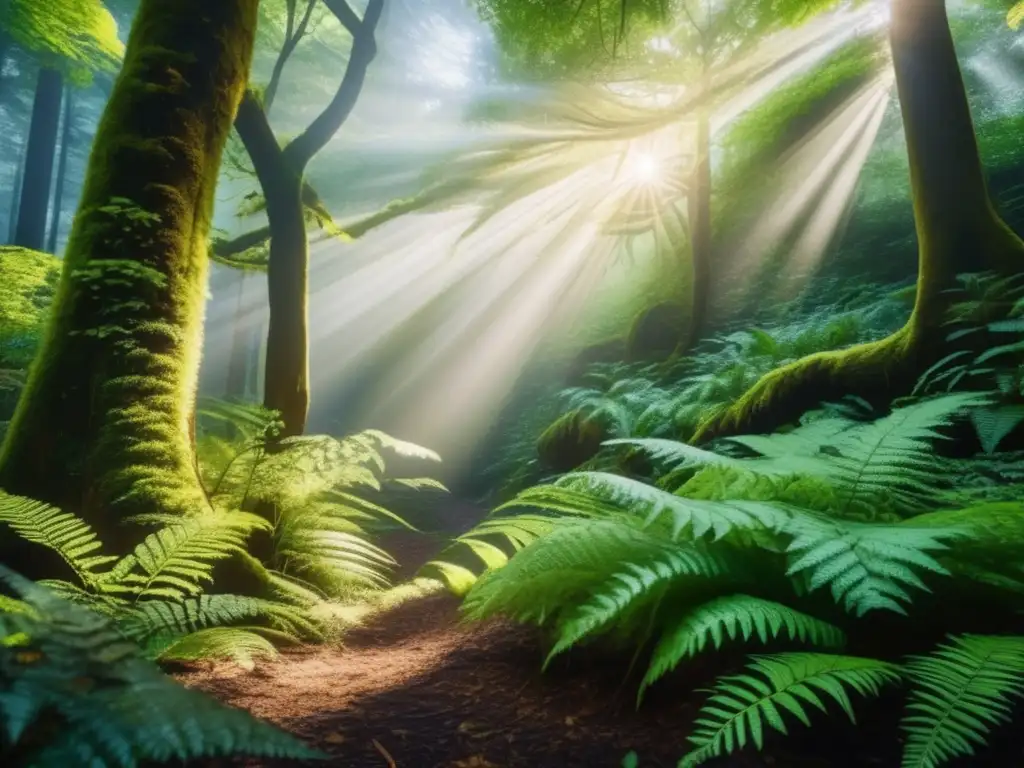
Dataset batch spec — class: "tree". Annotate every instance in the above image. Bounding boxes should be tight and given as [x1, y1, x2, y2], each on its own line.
[693, 0, 1024, 440]
[0, 0, 258, 549]
[1, 0, 123, 252]
[228, 0, 385, 437]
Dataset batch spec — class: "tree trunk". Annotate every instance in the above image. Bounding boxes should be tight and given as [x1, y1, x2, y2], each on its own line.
[233, 91, 309, 434]
[225, 271, 253, 397]
[14, 67, 63, 251]
[684, 97, 712, 351]
[233, 0, 383, 437]
[46, 84, 74, 254]
[0, 0, 258, 550]
[692, 0, 1024, 443]
[8, 138, 27, 242]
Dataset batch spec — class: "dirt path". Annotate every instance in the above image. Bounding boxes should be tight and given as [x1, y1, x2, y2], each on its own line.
[180, 517, 1022, 768]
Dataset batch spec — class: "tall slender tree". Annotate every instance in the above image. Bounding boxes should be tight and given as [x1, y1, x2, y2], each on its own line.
[231, 0, 385, 436]
[0, 0, 258, 547]
[46, 83, 73, 254]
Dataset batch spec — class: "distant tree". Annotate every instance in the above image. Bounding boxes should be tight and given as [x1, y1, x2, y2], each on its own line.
[1, 0, 123, 252]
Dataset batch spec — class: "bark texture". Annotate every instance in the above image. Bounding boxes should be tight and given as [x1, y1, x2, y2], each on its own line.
[0, 0, 258, 545]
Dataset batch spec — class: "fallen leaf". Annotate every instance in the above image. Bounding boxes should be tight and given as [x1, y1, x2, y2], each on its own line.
[323, 732, 346, 745]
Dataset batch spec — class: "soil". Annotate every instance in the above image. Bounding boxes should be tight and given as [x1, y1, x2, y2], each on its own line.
[180, 506, 1024, 768]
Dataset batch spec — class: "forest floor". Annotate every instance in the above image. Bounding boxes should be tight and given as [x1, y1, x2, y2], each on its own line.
[180, 507, 1023, 768]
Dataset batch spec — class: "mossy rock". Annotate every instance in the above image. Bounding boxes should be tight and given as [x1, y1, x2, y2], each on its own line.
[536, 409, 607, 473]
[627, 302, 687, 361]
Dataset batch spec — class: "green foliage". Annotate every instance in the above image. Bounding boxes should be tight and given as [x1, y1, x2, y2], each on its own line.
[901, 635, 1024, 768]
[447, 372, 1024, 765]
[680, 653, 902, 766]
[0, 566, 322, 767]
[719, 37, 886, 194]
[197, 399, 445, 598]
[1, 0, 124, 74]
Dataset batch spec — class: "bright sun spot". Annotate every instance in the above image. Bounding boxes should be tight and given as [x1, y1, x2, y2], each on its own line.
[628, 152, 661, 184]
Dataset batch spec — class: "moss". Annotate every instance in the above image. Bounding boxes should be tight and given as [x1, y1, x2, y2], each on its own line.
[0, 0, 258, 552]
[693, 1, 1024, 443]
[536, 409, 607, 473]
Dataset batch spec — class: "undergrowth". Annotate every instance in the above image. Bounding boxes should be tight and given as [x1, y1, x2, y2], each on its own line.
[432, 271, 1024, 767]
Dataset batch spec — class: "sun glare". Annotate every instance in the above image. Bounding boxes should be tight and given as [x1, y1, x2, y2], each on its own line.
[627, 152, 661, 184]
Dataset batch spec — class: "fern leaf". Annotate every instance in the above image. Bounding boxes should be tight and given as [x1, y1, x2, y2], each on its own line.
[122, 594, 320, 644]
[152, 627, 281, 670]
[901, 634, 1024, 768]
[463, 520, 716, 627]
[545, 544, 726, 665]
[783, 512, 963, 616]
[559, 472, 790, 541]
[109, 512, 267, 600]
[639, 596, 846, 702]
[681, 653, 902, 766]
[0, 492, 116, 581]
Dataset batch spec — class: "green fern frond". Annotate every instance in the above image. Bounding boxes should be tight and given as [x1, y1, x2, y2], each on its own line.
[122, 594, 320, 643]
[820, 393, 989, 513]
[783, 513, 963, 616]
[970, 405, 1024, 455]
[639, 596, 846, 702]
[559, 472, 791, 541]
[545, 544, 727, 665]
[681, 653, 902, 766]
[151, 627, 281, 670]
[901, 634, 1024, 768]
[0, 566, 320, 764]
[463, 520, 725, 627]
[106, 511, 268, 600]
[361, 429, 442, 462]
[0, 492, 116, 582]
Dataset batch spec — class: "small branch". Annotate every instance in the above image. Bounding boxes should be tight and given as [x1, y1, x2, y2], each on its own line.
[283, 0, 385, 171]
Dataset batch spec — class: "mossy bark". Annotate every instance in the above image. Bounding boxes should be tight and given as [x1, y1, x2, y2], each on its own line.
[693, 0, 1024, 443]
[0, 1, 258, 548]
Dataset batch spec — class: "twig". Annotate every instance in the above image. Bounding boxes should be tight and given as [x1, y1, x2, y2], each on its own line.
[372, 738, 397, 768]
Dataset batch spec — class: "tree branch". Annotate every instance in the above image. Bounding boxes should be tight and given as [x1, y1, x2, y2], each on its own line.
[282, 0, 385, 170]
[264, 0, 318, 114]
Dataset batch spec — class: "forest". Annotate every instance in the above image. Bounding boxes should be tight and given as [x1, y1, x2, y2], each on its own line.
[2, 0, 1024, 766]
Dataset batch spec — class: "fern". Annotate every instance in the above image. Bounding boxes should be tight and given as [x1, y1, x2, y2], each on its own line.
[681, 653, 902, 766]
[783, 512, 963, 616]
[639, 595, 846, 702]
[150, 627, 282, 670]
[463, 520, 725, 626]
[558, 472, 791, 541]
[106, 511, 269, 600]
[0, 492, 116, 583]
[0, 567, 321, 766]
[545, 543, 728, 665]
[901, 635, 1024, 768]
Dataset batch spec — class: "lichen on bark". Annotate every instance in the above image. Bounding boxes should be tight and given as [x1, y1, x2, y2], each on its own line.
[0, 1, 258, 548]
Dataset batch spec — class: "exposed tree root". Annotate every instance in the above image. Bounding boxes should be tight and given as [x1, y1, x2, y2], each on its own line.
[691, 325, 921, 442]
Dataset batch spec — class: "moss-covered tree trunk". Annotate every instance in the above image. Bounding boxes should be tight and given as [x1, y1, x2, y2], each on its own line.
[0, 0, 258, 546]
[693, 0, 1024, 442]
[14, 67, 63, 251]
